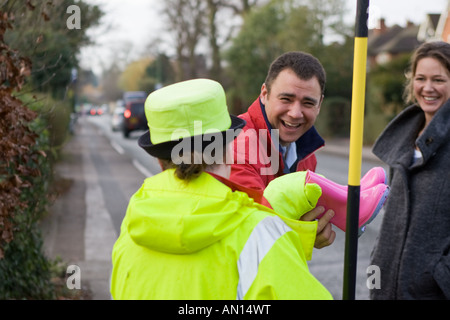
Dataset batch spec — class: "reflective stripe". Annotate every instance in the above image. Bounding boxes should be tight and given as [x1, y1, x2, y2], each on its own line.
[236, 216, 292, 299]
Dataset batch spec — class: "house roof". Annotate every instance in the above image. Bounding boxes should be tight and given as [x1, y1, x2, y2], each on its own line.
[368, 25, 403, 55]
[368, 24, 423, 56]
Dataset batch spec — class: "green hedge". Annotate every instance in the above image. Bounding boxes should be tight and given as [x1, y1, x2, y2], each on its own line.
[0, 94, 71, 299]
[315, 96, 351, 139]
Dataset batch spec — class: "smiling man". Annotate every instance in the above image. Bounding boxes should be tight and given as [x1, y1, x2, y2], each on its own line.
[230, 51, 326, 191]
[230, 52, 336, 249]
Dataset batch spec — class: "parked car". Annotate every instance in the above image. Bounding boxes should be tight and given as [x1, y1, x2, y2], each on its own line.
[123, 91, 147, 103]
[111, 106, 125, 131]
[88, 105, 104, 116]
[122, 99, 147, 138]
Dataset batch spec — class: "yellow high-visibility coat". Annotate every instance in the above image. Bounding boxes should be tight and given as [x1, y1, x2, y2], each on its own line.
[110, 169, 332, 300]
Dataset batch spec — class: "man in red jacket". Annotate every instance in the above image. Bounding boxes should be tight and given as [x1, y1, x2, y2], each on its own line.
[230, 51, 335, 248]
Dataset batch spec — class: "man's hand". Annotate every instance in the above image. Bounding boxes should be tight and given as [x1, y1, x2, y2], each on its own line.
[301, 206, 336, 249]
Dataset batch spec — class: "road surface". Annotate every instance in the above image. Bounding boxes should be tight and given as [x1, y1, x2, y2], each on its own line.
[44, 114, 387, 300]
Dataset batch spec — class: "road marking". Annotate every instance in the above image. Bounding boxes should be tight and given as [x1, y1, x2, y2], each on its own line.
[81, 144, 118, 300]
[110, 140, 125, 155]
[82, 150, 118, 262]
[132, 159, 152, 177]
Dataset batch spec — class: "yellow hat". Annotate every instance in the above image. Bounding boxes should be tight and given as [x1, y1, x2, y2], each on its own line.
[138, 79, 245, 160]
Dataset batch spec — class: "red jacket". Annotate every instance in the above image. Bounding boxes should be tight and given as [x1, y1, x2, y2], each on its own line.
[230, 98, 324, 192]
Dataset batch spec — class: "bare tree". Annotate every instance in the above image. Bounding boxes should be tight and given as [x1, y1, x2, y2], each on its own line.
[161, 0, 264, 82]
[163, 0, 206, 81]
[206, 0, 222, 81]
[299, 0, 351, 46]
[220, 0, 260, 15]
[205, 0, 263, 82]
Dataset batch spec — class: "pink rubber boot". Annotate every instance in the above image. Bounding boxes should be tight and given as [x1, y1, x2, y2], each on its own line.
[360, 167, 387, 190]
[323, 167, 386, 193]
[305, 170, 389, 235]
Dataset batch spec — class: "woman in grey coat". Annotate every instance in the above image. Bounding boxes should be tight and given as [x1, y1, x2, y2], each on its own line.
[370, 41, 450, 300]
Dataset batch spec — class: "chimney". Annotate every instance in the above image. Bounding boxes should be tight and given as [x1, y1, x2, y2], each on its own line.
[406, 20, 415, 28]
[374, 18, 387, 35]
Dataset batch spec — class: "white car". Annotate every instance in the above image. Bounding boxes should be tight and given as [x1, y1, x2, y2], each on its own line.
[111, 106, 125, 131]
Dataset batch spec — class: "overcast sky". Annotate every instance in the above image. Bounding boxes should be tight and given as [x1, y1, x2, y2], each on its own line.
[352, 0, 447, 26]
[79, 0, 449, 75]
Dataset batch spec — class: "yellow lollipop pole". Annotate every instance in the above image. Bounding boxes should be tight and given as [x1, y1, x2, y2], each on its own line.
[343, 0, 369, 300]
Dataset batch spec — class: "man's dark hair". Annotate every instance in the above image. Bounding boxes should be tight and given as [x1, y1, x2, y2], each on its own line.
[265, 51, 326, 95]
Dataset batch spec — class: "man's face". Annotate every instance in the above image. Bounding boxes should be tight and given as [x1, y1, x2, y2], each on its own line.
[261, 68, 323, 146]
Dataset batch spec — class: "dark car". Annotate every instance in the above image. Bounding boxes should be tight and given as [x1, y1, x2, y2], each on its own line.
[123, 91, 147, 102]
[122, 100, 147, 138]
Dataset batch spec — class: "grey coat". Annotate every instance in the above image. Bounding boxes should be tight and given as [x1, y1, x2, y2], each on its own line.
[370, 100, 450, 300]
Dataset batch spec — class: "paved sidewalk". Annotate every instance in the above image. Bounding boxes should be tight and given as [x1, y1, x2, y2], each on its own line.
[40, 121, 118, 300]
